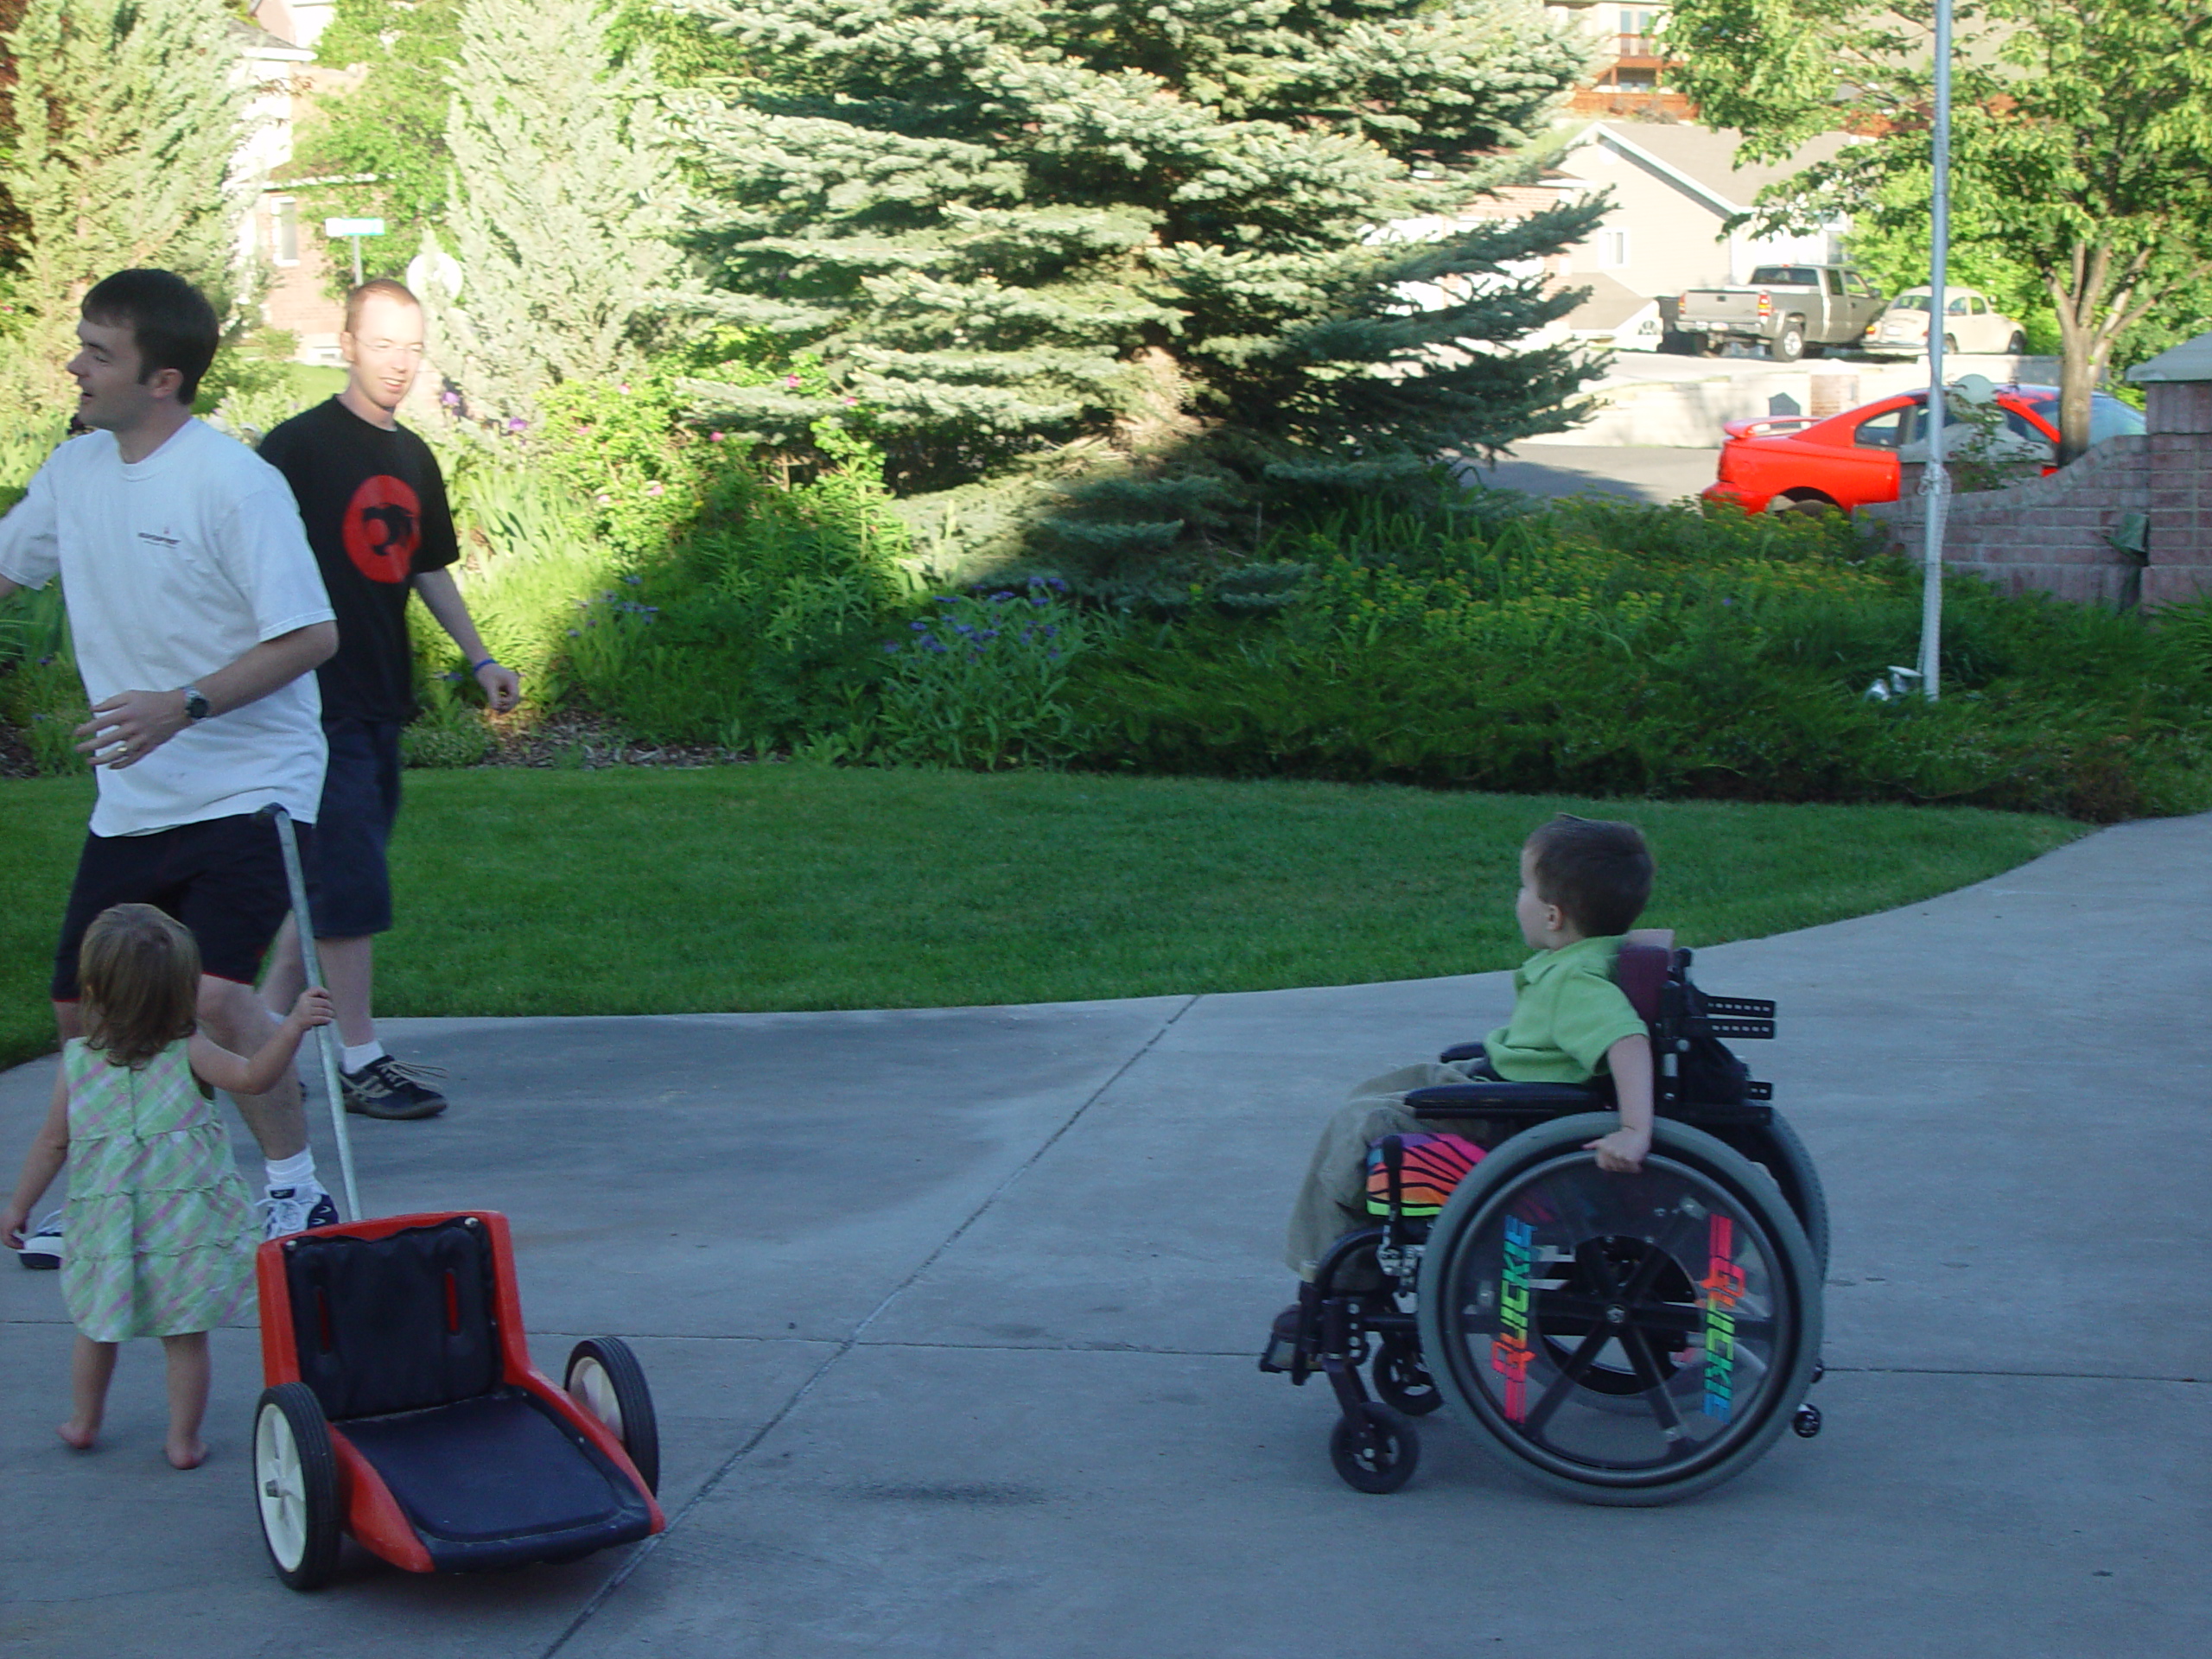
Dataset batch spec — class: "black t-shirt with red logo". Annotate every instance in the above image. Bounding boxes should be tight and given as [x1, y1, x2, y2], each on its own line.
[258, 397, 461, 722]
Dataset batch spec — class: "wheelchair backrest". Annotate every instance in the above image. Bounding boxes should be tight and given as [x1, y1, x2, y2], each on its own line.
[1614, 938, 1672, 1027]
[282, 1216, 501, 1421]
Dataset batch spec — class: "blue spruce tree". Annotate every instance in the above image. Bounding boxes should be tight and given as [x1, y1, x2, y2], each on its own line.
[673, 0, 1603, 572]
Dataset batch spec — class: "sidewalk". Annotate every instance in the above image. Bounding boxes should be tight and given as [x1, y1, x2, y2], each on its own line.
[3, 816, 2207, 1658]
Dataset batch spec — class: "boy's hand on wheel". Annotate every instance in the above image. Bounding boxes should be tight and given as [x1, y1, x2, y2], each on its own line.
[1584, 1125, 1651, 1173]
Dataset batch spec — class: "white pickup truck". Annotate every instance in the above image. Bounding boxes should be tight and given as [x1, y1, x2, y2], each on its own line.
[1675, 264, 1887, 363]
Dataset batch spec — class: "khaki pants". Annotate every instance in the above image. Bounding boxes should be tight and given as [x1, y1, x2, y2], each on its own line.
[1283, 1061, 1497, 1278]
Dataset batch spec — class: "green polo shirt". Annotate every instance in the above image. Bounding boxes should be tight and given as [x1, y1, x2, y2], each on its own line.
[1483, 935, 1649, 1084]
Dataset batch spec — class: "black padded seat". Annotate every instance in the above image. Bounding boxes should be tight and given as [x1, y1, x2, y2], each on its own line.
[339, 1387, 653, 1572]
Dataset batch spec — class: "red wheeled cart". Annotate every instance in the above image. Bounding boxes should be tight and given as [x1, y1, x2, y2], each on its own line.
[251, 1210, 664, 1589]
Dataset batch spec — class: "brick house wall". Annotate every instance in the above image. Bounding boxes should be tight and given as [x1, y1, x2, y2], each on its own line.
[1858, 370, 2212, 611]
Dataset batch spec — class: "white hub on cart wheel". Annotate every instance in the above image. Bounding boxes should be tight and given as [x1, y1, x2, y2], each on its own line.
[256, 1401, 308, 1571]
[568, 1355, 625, 1440]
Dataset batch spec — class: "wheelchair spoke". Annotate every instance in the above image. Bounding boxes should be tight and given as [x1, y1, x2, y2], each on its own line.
[1523, 1322, 1616, 1434]
[1618, 1324, 1694, 1455]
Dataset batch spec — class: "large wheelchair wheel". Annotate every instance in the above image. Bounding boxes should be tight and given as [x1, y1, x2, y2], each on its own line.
[1712, 1108, 1828, 1274]
[1416, 1115, 1821, 1506]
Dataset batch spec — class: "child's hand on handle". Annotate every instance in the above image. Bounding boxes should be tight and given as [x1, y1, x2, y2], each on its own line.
[288, 987, 335, 1031]
[1585, 1123, 1651, 1173]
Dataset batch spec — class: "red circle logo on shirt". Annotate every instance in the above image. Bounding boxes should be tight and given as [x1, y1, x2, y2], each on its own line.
[340, 475, 423, 584]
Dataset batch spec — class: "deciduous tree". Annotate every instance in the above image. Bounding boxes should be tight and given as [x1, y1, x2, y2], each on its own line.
[1668, 0, 2212, 461]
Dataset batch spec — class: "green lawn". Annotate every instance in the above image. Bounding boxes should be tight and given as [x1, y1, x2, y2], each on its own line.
[0, 767, 2084, 1069]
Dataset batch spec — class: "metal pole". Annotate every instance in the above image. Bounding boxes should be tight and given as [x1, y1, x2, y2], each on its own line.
[1917, 0, 1954, 699]
[261, 805, 362, 1222]
[350, 234, 365, 288]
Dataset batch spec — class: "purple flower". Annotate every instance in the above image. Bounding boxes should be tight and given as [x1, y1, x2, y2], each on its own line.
[439, 390, 461, 408]
[709, 430, 726, 442]
[506, 417, 528, 434]
[646, 482, 665, 497]
[784, 374, 802, 389]
[910, 620, 931, 632]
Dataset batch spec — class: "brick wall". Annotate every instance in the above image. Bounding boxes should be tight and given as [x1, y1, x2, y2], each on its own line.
[2145, 382, 2212, 609]
[1858, 381, 2212, 610]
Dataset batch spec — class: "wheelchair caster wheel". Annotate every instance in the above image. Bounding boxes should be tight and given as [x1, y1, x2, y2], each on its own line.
[1330, 1402, 1419, 1494]
[1792, 1404, 1823, 1439]
[1371, 1338, 1442, 1418]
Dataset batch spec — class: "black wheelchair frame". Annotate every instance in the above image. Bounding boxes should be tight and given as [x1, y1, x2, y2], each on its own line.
[1269, 941, 1827, 1506]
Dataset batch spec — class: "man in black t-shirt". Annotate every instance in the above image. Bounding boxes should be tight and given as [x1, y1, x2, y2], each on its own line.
[257, 280, 520, 1120]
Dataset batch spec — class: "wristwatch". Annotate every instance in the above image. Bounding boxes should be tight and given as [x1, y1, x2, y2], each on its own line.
[181, 685, 212, 721]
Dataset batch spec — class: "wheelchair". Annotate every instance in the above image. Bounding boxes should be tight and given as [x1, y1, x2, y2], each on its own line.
[1263, 934, 1827, 1506]
[250, 1210, 665, 1588]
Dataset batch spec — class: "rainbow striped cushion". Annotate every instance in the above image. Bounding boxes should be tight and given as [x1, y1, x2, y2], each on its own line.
[1364, 1134, 1485, 1217]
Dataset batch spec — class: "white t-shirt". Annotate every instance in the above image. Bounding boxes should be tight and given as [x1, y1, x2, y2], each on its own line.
[0, 420, 334, 836]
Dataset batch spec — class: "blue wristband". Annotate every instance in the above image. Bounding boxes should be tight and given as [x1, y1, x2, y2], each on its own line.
[470, 658, 499, 674]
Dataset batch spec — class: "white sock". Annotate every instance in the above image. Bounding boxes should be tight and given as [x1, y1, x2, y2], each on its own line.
[266, 1150, 318, 1192]
[341, 1040, 387, 1073]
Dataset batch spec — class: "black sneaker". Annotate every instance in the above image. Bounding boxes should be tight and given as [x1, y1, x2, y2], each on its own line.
[341, 1055, 449, 1120]
[1258, 1303, 1306, 1374]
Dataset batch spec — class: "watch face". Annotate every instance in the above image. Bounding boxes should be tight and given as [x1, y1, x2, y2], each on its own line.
[184, 689, 211, 721]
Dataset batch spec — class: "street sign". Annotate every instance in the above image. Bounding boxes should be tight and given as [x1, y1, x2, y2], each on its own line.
[324, 218, 385, 237]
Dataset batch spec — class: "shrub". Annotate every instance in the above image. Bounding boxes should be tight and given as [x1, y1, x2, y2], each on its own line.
[1066, 495, 2212, 821]
[556, 441, 913, 752]
[866, 579, 1106, 769]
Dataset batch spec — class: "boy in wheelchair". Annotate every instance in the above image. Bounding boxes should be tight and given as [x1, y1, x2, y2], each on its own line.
[1270, 815, 1656, 1358]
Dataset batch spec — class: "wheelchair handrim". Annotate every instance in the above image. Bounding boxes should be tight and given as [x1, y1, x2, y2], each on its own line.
[1422, 1147, 1811, 1491]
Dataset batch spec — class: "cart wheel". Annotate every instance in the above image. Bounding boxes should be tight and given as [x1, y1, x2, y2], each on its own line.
[254, 1383, 341, 1591]
[1371, 1337, 1442, 1417]
[1330, 1402, 1419, 1494]
[566, 1337, 659, 1495]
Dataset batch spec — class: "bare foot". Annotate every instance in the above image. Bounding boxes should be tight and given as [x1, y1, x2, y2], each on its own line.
[57, 1420, 97, 1451]
[165, 1436, 207, 1471]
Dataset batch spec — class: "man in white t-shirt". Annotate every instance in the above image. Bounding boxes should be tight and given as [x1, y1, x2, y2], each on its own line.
[0, 270, 343, 1238]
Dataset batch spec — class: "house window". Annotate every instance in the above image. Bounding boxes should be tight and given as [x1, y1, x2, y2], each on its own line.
[271, 198, 299, 266]
[1599, 228, 1630, 269]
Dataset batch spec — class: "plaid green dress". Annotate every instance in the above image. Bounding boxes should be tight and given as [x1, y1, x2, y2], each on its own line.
[60, 1038, 256, 1342]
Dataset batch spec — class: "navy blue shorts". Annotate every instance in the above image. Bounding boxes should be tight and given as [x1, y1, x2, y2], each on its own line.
[51, 812, 310, 1000]
[307, 717, 404, 939]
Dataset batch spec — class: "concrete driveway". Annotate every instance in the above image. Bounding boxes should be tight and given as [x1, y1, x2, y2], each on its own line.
[3, 816, 2207, 1657]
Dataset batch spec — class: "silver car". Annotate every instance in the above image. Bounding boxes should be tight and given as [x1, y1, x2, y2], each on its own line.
[1869, 287, 2030, 355]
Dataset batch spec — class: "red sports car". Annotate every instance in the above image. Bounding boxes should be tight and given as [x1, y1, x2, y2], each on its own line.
[1700, 384, 2146, 513]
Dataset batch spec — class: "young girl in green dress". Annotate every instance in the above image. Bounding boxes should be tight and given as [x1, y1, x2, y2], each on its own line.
[2, 904, 332, 1470]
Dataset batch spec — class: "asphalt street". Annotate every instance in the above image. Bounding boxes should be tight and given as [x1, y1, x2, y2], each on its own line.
[1465, 442, 1719, 505]
[3, 816, 2208, 1656]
